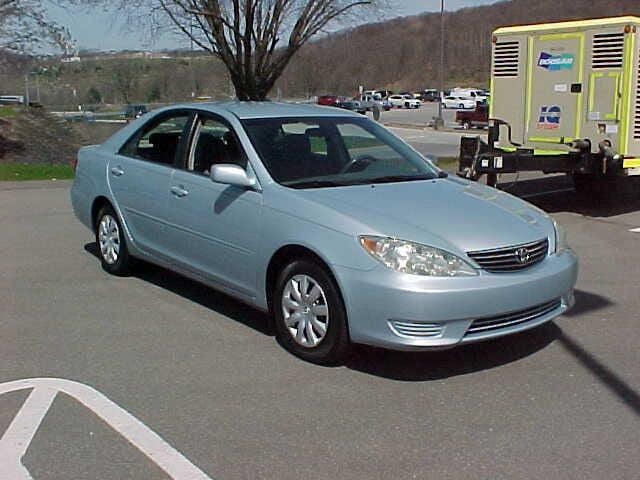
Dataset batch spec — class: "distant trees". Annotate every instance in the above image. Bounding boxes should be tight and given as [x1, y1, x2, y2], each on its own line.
[111, 61, 141, 104]
[146, 83, 162, 102]
[86, 85, 103, 103]
[280, 0, 640, 94]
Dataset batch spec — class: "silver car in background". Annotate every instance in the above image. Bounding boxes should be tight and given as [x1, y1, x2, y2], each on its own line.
[71, 102, 577, 364]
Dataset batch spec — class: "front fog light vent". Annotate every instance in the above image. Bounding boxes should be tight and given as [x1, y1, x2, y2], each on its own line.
[389, 320, 444, 338]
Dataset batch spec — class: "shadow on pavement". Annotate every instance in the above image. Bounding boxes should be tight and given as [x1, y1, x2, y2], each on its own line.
[563, 289, 613, 317]
[557, 332, 640, 416]
[497, 175, 640, 218]
[84, 243, 273, 336]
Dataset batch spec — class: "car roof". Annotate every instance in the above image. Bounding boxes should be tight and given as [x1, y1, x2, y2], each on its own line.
[168, 101, 360, 120]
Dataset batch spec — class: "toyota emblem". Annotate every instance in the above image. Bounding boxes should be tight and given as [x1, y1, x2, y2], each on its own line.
[515, 247, 531, 264]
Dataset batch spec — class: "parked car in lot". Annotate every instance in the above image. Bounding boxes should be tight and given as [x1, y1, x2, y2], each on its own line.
[456, 103, 489, 129]
[317, 94, 340, 107]
[443, 96, 476, 109]
[124, 104, 148, 119]
[388, 94, 421, 109]
[417, 89, 440, 102]
[451, 88, 488, 104]
[360, 94, 391, 112]
[336, 98, 365, 114]
[71, 102, 577, 364]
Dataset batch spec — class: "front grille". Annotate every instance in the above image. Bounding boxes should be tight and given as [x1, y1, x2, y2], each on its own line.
[389, 320, 443, 338]
[466, 299, 561, 335]
[467, 239, 548, 273]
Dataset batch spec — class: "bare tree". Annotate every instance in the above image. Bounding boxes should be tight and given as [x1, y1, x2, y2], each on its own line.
[116, 0, 380, 100]
[0, 0, 72, 54]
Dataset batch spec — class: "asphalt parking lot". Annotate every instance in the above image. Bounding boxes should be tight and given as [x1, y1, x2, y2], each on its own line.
[2, 131, 640, 479]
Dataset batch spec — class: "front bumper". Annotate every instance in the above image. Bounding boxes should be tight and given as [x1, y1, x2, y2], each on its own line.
[335, 250, 578, 351]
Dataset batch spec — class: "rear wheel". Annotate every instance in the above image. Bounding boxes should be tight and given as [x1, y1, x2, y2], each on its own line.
[95, 204, 132, 276]
[459, 103, 464, 109]
[273, 259, 350, 364]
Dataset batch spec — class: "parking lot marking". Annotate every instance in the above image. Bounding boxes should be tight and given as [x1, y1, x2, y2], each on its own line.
[0, 378, 213, 480]
[630, 227, 640, 233]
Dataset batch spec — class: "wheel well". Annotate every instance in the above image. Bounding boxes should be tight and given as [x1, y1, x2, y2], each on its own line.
[265, 245, 337, 314]
[91, 196, 112, 231]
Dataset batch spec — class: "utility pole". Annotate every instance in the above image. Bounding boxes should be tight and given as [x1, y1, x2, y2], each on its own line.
[24, 75, 30, 107]
[434, 0, 445, 130]
[190, 23, 196, 99]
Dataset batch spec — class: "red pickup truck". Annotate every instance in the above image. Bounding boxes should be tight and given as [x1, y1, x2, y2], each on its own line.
[456, 104, 489, 129]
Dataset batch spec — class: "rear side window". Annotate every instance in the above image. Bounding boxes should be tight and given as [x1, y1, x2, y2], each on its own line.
[120, 114, 190, 165]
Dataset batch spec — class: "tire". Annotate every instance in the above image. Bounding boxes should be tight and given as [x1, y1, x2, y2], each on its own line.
[463, 121, 471, 130]
[273, 259, 350, 364]
[459, 103, 464, 109]
[95, 204, 132, 276]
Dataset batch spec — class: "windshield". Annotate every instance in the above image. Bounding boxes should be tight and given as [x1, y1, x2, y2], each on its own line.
[241, 117, 438, 188]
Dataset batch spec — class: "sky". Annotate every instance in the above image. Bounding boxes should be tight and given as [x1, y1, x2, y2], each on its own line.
[47, 0, 501, 52]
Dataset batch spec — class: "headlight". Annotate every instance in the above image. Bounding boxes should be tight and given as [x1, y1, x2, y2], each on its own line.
[359, 236, 478, 277]
[553, 219, 569, 253]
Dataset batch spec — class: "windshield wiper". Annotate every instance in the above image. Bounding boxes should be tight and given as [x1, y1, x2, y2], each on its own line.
[284, 179, 347, 189]
[351, 174, 436, 185]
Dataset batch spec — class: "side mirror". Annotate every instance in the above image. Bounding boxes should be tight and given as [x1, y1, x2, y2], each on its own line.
[210, 164, 256, 188]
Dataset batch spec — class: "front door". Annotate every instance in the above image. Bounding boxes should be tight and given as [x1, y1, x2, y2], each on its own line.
[527, 33, 585, 144]
[164, 113, 262, 298]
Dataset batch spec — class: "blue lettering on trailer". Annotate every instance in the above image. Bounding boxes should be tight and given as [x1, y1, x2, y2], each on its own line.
[537, 52, 575, 70]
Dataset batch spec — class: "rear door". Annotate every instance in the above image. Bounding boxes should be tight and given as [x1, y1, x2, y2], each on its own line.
[526, 32, 585, 144]
[109, 111, 192, 256]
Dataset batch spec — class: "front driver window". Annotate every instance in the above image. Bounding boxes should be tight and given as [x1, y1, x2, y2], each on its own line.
[190, 117, 247, 175]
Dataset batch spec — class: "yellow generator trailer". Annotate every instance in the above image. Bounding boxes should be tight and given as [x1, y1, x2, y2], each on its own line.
[458, 16, 640, 190]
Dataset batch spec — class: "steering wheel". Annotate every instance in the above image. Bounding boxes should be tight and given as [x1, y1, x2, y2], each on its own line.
[339, 155, 378, 174]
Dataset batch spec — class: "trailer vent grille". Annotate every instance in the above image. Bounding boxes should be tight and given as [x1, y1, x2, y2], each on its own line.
[493, 41, 519, 77]
[635, 49, 640, 140]
[592, 32, 625, 69]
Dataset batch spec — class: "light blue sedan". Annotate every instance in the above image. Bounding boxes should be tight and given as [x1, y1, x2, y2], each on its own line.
[71, 102, 577, 364]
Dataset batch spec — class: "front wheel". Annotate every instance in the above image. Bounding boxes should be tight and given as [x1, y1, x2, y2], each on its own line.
[273, 260, 350, 364]
[95, 204, 132, 276]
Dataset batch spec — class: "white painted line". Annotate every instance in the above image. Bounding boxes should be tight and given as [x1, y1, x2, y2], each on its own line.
[0, 378, 213, 480]
[630, 227, 640, 233]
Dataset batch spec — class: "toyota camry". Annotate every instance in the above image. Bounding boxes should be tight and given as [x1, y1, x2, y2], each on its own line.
[71, 102, 577, 364]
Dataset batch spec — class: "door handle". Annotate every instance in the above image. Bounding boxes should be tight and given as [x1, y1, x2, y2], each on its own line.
[110, 166, 124, 177]
[170, 186, 189, 198]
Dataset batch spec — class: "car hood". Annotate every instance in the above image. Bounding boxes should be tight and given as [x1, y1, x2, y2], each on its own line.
[298, 178, 553, 254]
